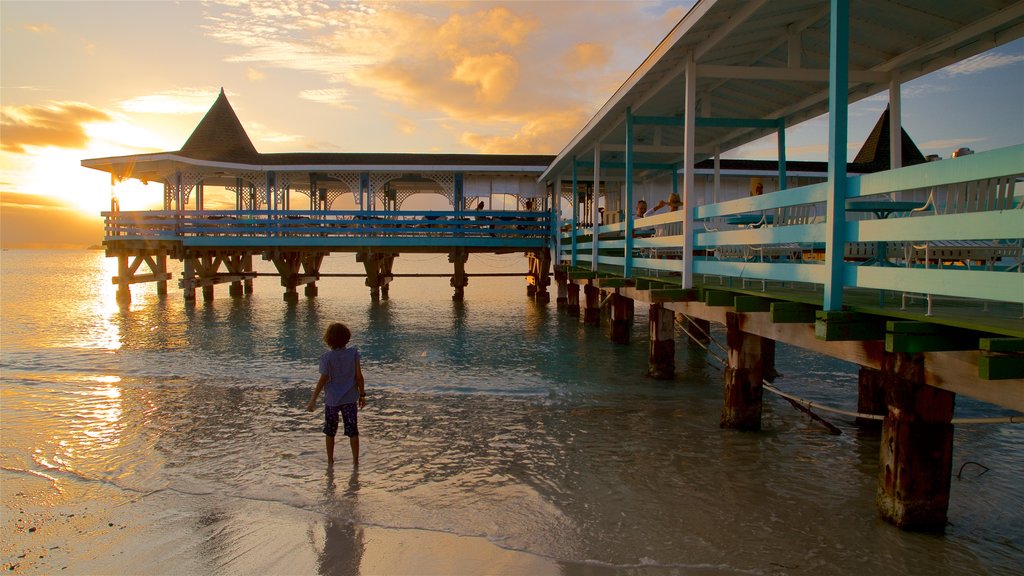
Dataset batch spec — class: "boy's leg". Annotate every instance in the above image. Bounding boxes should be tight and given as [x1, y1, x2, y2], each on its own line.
[350, 436, 359, 466]
[323, 404, 342, 465]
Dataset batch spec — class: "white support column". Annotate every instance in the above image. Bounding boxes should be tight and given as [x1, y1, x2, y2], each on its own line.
[824, 0, 849, 311]
[682, 51, 697, 289]
[713, 147, 721, 204]
[592, 143, 601, 272]
[889, 72, 903, 171]
[554, 175, 563, 264]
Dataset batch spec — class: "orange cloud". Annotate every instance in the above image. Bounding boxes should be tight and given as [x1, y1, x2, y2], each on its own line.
[436, 7, 536, 58]
[564, 42, 612, 70]
[0, 102, 110, 153]
[451, 53, 519, 104]
[22, 23, 55, 34]
[460, 109, 591, 155]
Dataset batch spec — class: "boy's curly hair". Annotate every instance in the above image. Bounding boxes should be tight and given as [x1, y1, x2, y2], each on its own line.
[323, 323, 351, 349]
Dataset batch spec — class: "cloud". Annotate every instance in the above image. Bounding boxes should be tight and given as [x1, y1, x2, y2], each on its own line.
[0, 192, 103, 249]
[943, 52, 1024, 76]
[298, 88, 355, 110]
[118, 88, 221, 115]
[246, 67, 265, 81]
[22, 23, 55, 34]
[199, 1, 677, 153]
[564, 42, 612, 70]
[0, 102, 111, 153]
[460, 109, 590, 155]
[451, 53, 519, 104]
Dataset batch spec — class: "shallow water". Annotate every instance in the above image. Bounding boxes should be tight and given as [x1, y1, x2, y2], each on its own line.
[1, 250, 1022, 574]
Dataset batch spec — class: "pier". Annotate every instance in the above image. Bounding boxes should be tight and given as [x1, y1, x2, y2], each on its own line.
[85, 0, 1023, 533]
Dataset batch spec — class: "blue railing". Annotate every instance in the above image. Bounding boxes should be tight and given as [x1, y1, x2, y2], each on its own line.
[559, 144, 1023, 305]
[104, 209, 553, 249]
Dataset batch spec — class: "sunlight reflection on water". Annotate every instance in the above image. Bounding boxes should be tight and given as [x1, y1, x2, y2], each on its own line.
[1, 250, 1021, 575]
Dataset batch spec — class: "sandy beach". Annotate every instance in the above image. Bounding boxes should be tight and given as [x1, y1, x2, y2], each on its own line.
[2, 469, 568, 575]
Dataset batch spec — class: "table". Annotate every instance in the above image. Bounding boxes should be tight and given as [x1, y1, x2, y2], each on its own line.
[845, 199, 925, 306]
[725, 213, 774, 227]
[845, 200, 926, 220]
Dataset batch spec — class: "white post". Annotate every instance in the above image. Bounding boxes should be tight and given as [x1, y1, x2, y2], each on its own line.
[592, 143, 601, 272]
[682, 51, 697, 289]
[889, 72, 903, 171]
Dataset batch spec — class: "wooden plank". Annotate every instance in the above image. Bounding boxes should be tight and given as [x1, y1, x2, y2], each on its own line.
[980, 338, 1024, 353]
[978, 355, 1024, 380]
[886, 320, 944, 335]
[734, 296, 774, 313]
[885, 332, 978, 353]
[704, 290, 735, 307]
[770, 301, 818, 323]
[111, 273, 172, 285]
[651, 288, 697, 303]
[815, 311, 885, 341]
[595, 278, 634, 288]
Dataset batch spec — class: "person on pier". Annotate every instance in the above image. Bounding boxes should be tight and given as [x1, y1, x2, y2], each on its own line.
[307, 323, 367, 466]
[648, 192, 681, 215]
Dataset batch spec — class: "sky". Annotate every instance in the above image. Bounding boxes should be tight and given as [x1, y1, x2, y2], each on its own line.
[1, 0, 1022, 248]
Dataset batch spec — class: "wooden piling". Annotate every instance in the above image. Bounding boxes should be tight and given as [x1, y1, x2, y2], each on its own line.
[721, 312, 771, 430]
[450, 250, 468, 301]
[554, 265, 568, 307]
[877, 352, 955, 532]
[243, 253, 254, 294]
[583, 282, 600, 325]
[857, 367, 886, 426]
[609, 292, 632, 344]
[647, 304, 675, 379]
[527, 250, 551, 303]
[182, 257, 196, 302]
[116, 254, 131, 305]
[566, 282, 580, 317]
[155, 253, 168, 296]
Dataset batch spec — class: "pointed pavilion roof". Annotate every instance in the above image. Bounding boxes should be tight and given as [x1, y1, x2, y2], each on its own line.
[178, 88, 261, 164]
[850, 106, 926, 172]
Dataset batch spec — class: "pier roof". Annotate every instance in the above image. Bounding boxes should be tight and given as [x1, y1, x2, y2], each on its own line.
[83, 90, 554, 182]
[540, 0, 1024, 181]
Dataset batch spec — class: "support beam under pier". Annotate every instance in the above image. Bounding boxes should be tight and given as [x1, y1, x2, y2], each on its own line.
[554, 265, 568, 307]
[721, 312, 775, 431]
[609, 292, 633, 344]
[583, 282, 600, 325]
[877, 352, 955, 532]
[358, 252, 396, 301]
[449, 249, 468, 301]
[566, 282, 580, 317]
[526, 250, 551, 303]
[647, 304, 675, 380]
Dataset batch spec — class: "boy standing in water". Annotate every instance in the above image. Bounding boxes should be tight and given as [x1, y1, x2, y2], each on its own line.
[307, 323, 366, 466]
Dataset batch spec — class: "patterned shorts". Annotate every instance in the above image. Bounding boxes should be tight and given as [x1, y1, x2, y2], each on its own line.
[324, 403, 359, 438]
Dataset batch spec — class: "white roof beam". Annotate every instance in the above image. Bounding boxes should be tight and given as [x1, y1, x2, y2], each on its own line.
[697, 64, 888, 83]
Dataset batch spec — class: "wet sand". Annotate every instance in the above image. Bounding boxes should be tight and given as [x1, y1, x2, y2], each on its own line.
[1, 470, 563, 575]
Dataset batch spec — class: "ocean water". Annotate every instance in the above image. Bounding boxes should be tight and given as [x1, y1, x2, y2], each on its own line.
[1, 249, 1022, 575]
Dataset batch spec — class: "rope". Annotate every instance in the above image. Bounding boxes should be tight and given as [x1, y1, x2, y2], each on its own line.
[762, 382, 883, 421]
[672, 311, 1023, 427]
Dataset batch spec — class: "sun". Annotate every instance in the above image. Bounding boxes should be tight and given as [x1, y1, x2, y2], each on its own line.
[6, 123, 168, 217]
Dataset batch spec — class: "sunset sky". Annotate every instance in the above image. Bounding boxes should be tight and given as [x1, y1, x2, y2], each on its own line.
[1, 1, 1022, 248]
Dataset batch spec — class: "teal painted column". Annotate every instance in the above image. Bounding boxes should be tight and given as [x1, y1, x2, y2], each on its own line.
[571, 157, 578, 266]
[624, 107, 634, 278]
[777, 118, 787, 190]
[454, 173, 464, 211]
[360, 172, 369, 210]
[824, 0, 849, 311]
